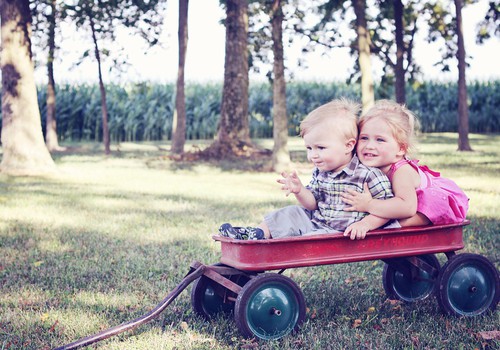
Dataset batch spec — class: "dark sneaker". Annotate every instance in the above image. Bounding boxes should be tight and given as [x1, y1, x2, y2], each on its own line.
[218, 223, 265, 240]
[218, 223, 242, 239]
[244, 227, 265, 240]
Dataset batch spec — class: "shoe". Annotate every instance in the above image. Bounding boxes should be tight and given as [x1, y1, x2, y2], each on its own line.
[219, 223, 242, 239]
[218, 223, 265, 240]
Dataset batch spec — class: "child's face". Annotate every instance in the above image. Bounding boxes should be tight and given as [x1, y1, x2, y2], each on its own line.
[356, 117, 405, 173]
[303, 124, 355, 173]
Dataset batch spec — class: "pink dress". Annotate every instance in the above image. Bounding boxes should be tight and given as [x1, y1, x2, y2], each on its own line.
[387, 159, 469, 225]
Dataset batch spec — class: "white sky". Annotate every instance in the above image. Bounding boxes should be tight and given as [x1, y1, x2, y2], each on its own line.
[41, 0, 500, 84]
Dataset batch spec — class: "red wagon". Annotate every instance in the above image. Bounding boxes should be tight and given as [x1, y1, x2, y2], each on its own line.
[56, 221, 499, 349]
[193, 220, 499, 340]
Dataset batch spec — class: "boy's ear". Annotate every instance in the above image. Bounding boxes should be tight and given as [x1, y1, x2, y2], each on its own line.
[345, 138, 357, 152]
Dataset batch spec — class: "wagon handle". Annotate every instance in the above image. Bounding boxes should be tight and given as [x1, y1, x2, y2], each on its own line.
[54, 262, 206, 350]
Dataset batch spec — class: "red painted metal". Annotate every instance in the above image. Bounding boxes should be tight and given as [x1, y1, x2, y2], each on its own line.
[213, 221, 469, 271]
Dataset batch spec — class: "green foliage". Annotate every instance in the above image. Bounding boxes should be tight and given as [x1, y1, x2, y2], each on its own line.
[24, 80, 500, 142]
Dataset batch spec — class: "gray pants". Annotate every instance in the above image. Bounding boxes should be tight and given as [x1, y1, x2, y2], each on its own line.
[264, 205, 337, 239]
[264, 205, 400, 239]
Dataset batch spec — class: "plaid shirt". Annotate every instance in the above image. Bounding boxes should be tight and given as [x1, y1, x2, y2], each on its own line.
[306, 155, 393, 232]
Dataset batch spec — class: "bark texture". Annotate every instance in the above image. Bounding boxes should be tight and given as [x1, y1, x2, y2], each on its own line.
[271, 0, 290, 172]
[203, 0, 252, 158]
[353, 0, 374, 112]
[1, 0, 56, 175]
[454, 0, 472, 151]
[394, 0, 406, 104]
[171, 0, 189, 155]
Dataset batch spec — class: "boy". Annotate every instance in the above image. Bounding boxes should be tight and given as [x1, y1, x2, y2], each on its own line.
[220, 99, 394, 240]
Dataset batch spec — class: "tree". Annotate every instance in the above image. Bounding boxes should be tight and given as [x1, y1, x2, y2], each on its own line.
[454, 0, 472, 151]
[44, 0, 64, 151]
[204, 0, 252, 158]
[353, 0, 374, 111]
[64, 0, 164, 155]
[393, 0, 406, 103]
[370, 0, 420, 102]
[270, 0, 291, 171]
[0, 0, 56, 176]
[295, 0, 375, 110]
[31, 0, 65, 151]
[171, 0, 189, 155]
[425, 0, 472, 151]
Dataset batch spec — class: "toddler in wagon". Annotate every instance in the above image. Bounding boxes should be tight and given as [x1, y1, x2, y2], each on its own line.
[341, 99, 469, 228]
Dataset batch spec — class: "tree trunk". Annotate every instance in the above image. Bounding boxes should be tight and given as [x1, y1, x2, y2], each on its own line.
[89, 13, 110, 155]
[394, 0, 406, 104]
[204, 0, 251, 158]
[353, 0, 374, 112]
[271, 0, 290, 172]
[171, 0, 189, 155]
[0, 0, 56, 176]
[454, 0, 472, 151]
[45, 0, 63, 152]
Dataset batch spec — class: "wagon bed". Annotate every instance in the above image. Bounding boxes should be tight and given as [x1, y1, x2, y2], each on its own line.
[213, 221, 468, 271]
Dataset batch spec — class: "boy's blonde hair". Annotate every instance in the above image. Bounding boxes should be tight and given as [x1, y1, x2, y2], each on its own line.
[300, 98, 360, 141]
[359, 99, 420, 157]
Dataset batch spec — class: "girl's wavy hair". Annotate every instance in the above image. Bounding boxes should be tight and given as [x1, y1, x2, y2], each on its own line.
[358, 99, 420, 158]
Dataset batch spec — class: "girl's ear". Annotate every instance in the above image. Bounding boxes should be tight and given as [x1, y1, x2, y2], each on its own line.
[345, 138, 357, 153]
[397, 145, 407, 157]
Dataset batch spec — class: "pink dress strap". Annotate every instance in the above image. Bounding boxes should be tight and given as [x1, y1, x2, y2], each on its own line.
[387, 159, 420, 180]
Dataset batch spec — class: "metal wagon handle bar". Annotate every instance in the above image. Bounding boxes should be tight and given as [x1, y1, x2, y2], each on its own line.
[54, 262, 207, 350]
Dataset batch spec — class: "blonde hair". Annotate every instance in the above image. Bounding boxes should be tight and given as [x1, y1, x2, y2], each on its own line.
[300, 98, 360, 141]
[358, 99, 420, 157]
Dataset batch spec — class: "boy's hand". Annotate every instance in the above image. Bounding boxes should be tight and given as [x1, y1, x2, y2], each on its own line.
[344, 220, 370, 240]
[341, 182, 373, 212]
[277, 170, 303, 197]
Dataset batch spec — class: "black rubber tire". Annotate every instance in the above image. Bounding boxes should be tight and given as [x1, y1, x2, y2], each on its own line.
[382, 254, 440, 302]
[436, 253, 499, 316]
[234, 273, 306, 340]
[191, 264, 250, 320]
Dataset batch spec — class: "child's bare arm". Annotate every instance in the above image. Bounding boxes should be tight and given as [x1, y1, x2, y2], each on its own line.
[277, 170, 317, 210]
[344, 214, 389, 240]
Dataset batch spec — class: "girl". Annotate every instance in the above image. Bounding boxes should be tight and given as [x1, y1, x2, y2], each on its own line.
[341, 99, 468, 227]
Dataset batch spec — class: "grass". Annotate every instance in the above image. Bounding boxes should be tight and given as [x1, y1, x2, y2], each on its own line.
[0, 133, 499, 350]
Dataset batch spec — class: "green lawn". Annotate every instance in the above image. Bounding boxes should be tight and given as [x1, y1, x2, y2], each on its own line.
[1, 133, 499, 349]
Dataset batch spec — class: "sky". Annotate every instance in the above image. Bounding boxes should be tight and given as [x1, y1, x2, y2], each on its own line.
[42, 0, 500, 84]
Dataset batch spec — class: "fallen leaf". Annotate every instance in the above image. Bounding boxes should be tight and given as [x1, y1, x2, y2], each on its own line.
[49, 320, 59, 333]
[180, 321, 189, 331]
[353, 319, 362, 328]
[367, 306, 376, 314]
[412, 336, 420, 347]
[478, 330, 500, 340]
[33, 261, 44, 267]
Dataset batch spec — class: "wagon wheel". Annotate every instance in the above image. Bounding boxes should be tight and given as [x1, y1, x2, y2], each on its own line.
[234, 273, 306, 340]
[383, 254, 440, 302]
[191, 264, 250, 320]
[436, 253, 500, 316]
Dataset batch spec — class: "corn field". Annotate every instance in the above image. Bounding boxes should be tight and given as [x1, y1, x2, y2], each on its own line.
[3, 81, 499, 142]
